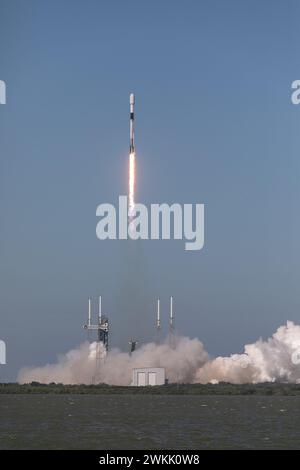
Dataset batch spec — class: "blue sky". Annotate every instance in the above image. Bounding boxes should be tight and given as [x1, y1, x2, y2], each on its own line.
[0, 0, 300, 380]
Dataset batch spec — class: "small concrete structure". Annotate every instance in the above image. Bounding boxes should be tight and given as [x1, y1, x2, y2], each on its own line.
[132, 367, 166, 386]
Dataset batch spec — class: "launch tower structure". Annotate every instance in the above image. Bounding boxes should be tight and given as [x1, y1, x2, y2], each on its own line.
[169, 296, 176, 348]
[129, 339, 138, 356]
[83, 296, 109, 352]
[156, 299, 161, 343]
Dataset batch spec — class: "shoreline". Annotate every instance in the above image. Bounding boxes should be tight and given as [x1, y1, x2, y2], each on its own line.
[1, 382, 300, 395]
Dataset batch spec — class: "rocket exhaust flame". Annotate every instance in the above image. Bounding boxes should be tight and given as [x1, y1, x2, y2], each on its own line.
[129, 151, 135, 218]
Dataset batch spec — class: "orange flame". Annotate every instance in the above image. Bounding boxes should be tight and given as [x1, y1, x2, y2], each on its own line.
[129, 152, 135, 218]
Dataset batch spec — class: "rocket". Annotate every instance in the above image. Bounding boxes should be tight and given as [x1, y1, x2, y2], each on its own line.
[129, 93, 135, 153]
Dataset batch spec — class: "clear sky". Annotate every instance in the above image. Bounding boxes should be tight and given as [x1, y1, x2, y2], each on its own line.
[0, 0, 300, 380]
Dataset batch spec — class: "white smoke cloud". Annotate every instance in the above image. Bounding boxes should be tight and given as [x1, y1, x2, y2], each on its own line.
[18, 322, 300, 385]
[195, 321, 300, 384]
[18, 336, 209, 385]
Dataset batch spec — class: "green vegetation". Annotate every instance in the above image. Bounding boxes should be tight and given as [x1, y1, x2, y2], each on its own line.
[1, 382, 300, 395]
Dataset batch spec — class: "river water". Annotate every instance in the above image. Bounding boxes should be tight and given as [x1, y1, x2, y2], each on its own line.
[0, 394, 299, 449]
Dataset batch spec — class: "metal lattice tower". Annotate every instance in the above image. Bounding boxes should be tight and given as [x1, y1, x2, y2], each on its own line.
[83, 296, 109, 352]
[83, 296, 109, 384]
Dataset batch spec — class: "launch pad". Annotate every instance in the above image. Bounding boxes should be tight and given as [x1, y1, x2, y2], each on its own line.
[83, 295, 175, 354]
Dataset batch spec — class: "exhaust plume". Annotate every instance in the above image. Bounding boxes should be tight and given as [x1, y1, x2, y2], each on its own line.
[195, 321, 300, 384]
[18, 336, 208, 385]
[18, 322, 300, 385]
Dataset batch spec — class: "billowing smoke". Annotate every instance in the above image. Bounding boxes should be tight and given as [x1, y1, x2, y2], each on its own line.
[18, 336, 209, 385]
[18, 322, 300, 385]
[195, 321, 300, 384]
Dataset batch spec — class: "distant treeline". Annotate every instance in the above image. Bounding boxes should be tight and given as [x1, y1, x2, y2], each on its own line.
[1, 382, 300, 395]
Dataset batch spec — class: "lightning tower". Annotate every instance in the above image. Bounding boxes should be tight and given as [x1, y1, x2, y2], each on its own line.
[156, 298, 161, 343]
[169, 296, 175, 348]
[83, 296, 109, 352]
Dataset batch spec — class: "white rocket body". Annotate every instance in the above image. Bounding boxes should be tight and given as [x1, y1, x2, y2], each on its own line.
[129, 93, 135, 153]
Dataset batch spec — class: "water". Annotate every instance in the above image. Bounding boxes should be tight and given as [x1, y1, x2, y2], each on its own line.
[0, 394, 299, 449]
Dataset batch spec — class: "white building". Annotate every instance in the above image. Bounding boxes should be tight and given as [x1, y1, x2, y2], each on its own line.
[132, 367, 166, 386]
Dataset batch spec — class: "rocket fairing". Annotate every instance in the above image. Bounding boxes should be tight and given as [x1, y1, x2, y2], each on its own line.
[129, 93, 135, 153]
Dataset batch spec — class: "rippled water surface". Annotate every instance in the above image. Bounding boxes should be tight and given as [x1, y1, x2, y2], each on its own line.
[0, 394, 299, 449]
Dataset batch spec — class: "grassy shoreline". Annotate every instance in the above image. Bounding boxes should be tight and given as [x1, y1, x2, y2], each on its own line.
[1, 382, 300, 395]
